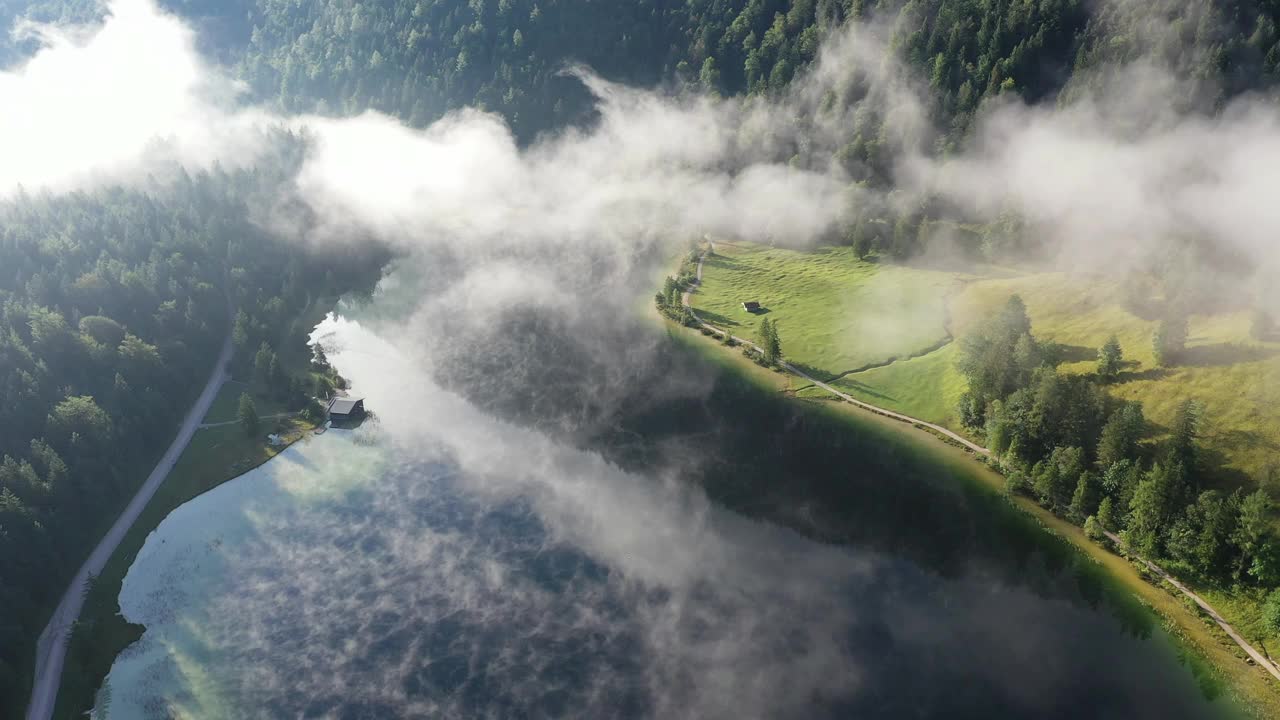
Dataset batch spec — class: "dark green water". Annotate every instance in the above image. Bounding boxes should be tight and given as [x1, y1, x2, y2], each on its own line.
[96, 311, 1241, 719]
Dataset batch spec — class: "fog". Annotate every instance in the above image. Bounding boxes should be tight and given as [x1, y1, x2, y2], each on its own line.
[0, 0, 270, 193]
[5, 0, 1276, 298]
[97, 309, 1226, 718]
[0, 0, 1266, 715]
[908, 61, 1280, 280]
[6, 0, 1278, 261]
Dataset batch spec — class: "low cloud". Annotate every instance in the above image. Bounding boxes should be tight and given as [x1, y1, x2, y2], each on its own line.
[0, 0, 270, 194]
[7, 0, 1280, 292]
[100, 310, 1225, 718]
[910, 61, 1280, 283]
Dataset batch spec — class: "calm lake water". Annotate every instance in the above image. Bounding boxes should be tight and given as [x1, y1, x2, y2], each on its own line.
[95, 310, 1242, 719]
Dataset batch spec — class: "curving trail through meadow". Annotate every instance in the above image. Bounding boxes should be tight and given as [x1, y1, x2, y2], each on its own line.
[684, 242, 986, 455]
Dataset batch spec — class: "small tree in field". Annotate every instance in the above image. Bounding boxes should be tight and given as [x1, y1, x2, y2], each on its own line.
[760, 318, 782, 365]
[848, 220, 875, 259]
[1095, 496, 1116, 531]
[1097, 335, 1123, 380]
[1152, 315, 1187, 367]
[238, 393, 260, 437]
[1084, 515, 1105, 542]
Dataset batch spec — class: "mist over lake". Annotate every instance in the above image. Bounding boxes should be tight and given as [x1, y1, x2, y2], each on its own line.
[95, 296, 1240, 720]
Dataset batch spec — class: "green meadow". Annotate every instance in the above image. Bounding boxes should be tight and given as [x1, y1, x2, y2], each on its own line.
[693, 241, 1280, 482]
[692, 242, 960, 378]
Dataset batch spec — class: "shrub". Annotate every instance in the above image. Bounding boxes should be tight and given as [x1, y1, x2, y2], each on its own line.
[1004, 469, 1027, 496]
[1264, 589, 1280, 632]
[302, 398, 326, 423]
[1084, 515, 1105, 542]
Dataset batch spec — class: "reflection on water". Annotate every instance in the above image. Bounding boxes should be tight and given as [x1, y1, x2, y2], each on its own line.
[99, 431, 1238, 718]
[95, 312, 1240, 720]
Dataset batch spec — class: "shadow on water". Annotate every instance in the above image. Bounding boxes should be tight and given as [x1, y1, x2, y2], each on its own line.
[583, 339, 1236, 715]
[97, 304, 1243, 720]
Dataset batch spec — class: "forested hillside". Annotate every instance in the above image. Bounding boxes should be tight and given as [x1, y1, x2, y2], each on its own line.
[197, 0, 1280, 259]
[189, 0, 1280, 146]
[11, 0, 1280, 140]
[0, 144, 384, 712]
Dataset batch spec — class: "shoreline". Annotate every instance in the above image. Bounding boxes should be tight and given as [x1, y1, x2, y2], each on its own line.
[668, 320, 1280, 715]
[50, 418, 320, 720]
[669, 247, 1280, 717]
[53, 262, 1280, 718]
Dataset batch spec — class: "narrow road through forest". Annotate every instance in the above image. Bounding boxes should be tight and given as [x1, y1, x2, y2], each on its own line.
[25, 330, 235, 720]
[682, 241, 1280, 684]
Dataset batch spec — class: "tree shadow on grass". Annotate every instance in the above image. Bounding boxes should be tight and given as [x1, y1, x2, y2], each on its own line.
[1113, 367, 1172, 384]
[1198, 445, 1254, 493]
[1178, 343, 1280, 368]
[787, 360, 837, 382]
[694, 308, 742, 329]
[1046, 343, 1097, 365]
[1123, 297, 1166, 322]
[703, 255, 743, 271]
[832, 378, 898, 404]
[1213, 429, 1280, 478]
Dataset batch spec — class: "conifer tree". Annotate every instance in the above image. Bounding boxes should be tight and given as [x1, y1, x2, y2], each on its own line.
[238, 393, 260, 438]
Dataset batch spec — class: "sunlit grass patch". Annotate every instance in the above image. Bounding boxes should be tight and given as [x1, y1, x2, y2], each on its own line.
[954, 272, 1280, 480]
[831, 344, 968, 429]
[693, 242, 960, 378]
[952, 272, 1160, 372]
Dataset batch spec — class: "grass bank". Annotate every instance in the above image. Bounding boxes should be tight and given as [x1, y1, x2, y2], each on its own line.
[52, 413, 319, 720]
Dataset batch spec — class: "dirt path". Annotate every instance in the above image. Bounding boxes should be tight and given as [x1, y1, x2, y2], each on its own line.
[1104, 530, 1280, 682]
[25, 330, 235, 720]
[685, 242, 985, 454]
[682, 242, 1280, 683]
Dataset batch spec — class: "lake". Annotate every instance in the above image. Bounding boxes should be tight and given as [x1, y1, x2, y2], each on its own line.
[94, 309, 1242, 719]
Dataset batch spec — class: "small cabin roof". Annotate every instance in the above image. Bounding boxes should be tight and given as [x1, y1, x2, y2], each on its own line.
[742, 301, 760, 309]
[328, 397, 364, 415]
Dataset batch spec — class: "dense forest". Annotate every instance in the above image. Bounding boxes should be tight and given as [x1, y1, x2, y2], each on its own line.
[0, 140, 384, 711]
[5, 0, 1280, 714]
[955, 296, 1280, 592]
[193, 0, 1280, 259]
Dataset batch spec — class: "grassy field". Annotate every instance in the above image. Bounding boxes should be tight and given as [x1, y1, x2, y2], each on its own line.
[695, 242, 1280, 483]
[829, 343, 969, 428]
[202, 380, 292, 424]
[54, 408, 317, 720]
[692, 242, 961, 378]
